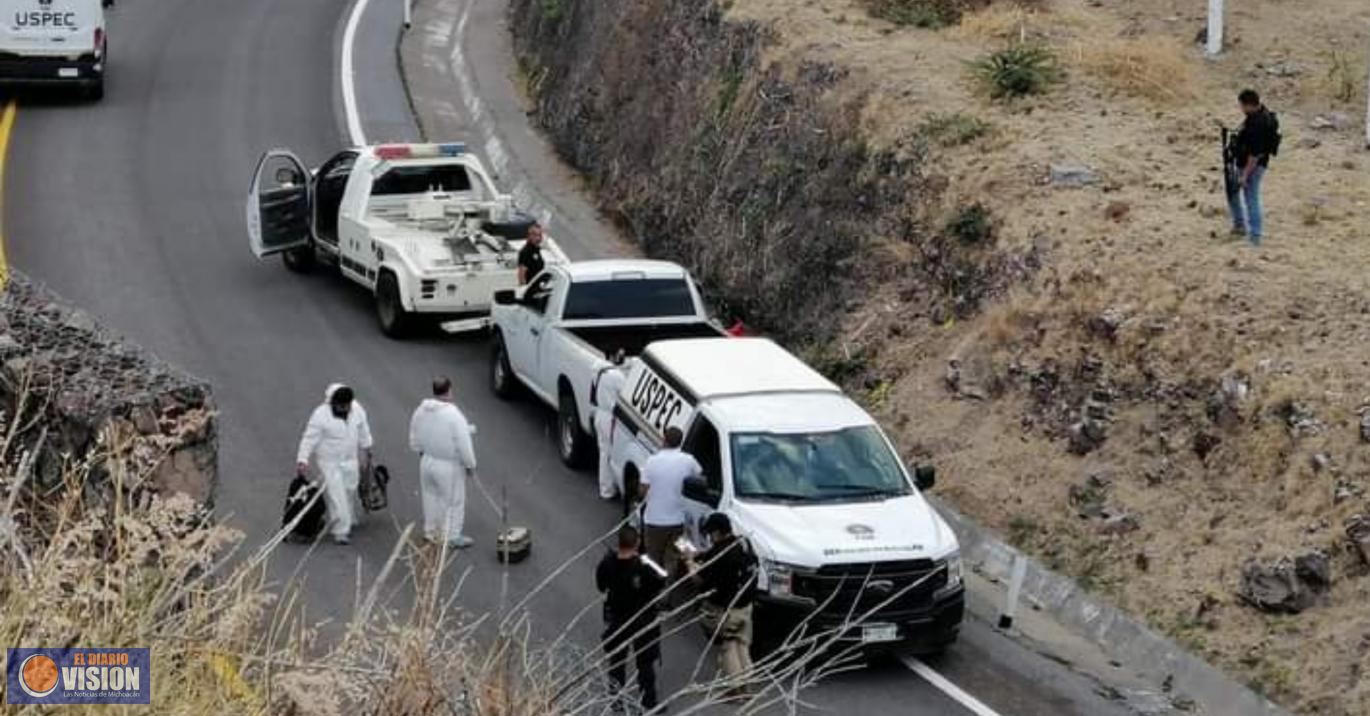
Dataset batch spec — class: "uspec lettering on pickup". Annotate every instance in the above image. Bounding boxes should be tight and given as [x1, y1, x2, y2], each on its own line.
[629, 370, 685, 435]
[15, 11, 78, 28]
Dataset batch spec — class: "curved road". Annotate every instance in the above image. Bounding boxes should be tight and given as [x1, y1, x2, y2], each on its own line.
[3, 0, 1137, 713]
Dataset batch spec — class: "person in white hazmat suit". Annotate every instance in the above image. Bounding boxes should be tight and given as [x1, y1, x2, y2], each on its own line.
[409, 377, 478, 548]
[296, 384, 373, 545]
[593, 351, 628, 501]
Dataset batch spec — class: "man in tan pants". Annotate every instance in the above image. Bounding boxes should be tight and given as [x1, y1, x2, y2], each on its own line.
[686, 513, 757, 694]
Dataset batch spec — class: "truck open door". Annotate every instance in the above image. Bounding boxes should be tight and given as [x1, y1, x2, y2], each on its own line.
[246, 150, 312, 258]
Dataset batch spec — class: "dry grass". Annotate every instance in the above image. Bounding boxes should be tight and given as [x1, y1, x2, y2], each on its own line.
[1072, 36, 1196, 103]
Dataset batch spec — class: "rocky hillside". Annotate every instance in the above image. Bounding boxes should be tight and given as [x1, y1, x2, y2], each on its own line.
[509, 0, 1370, 713]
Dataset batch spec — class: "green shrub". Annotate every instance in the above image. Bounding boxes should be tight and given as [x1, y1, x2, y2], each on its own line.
[919, 112, 991, 147]
[947, 203, 993, 244]
[539, 0, 564, 23]
[865, 0, 960, 28]
[970, 42, 1063, 99]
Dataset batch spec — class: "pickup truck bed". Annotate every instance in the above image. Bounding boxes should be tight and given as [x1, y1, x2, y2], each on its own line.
[567, 323, 725, 360]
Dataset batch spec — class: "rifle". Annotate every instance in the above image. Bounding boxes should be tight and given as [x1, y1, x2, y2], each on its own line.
[1220, 124, 1237, 196]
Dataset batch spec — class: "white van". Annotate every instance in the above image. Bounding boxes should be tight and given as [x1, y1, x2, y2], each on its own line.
[607, 337, 964, 653]
[0, 0, 110, 100]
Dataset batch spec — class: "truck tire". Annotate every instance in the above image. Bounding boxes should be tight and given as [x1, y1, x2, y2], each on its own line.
[375, 271, 412, 338]
[282, 244, 315, 274]
[557, 388, 592, 469]
[85, 78, 104, 102]
[490, 333, 519, 399]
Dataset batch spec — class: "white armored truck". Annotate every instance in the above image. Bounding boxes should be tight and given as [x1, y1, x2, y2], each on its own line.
[246, 142, 566, 337]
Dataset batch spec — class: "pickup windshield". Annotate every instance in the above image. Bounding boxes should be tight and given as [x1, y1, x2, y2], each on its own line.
[563, 278, 695, 320]
[730, 426, 912, 502]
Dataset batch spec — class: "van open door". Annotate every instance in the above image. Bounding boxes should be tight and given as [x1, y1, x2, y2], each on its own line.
[246, 150, 311, 258]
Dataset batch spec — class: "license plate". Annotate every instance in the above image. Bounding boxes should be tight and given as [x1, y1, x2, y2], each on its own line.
[58, 68, 78, 78]
[861, 624, 898, 643]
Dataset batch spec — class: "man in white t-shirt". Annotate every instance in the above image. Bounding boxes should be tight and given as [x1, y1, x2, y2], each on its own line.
[639, 426, 702, 581]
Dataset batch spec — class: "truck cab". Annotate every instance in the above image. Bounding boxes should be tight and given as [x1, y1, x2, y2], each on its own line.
[0, 0, 111, 100]
[245, 142, 566, 337]
[609, 338, 964, 653]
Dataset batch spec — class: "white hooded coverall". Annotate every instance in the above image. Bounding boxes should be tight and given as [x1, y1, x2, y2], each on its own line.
[408, 398, 478, 543]
[297, 384, 374, 539]
[593, 366, 626, 500]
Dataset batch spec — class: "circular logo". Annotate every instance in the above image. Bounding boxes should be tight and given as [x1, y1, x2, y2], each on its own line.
[19, 654, 59, 698]
[846, 524, 875, 539]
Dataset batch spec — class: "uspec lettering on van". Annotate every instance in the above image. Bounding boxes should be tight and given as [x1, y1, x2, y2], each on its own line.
[628, 369, 685, 434]
[15, 11, 78, 28]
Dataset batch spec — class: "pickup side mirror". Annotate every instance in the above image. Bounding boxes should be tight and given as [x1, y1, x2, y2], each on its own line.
[683, 477, 721, 508]
[914, 465, 936, 492]
[493, 289, 516, 306]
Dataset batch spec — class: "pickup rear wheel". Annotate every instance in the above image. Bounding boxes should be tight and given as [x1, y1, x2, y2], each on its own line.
[375, 271, 412, 338]
[490, 333, 518, 399]
[557, 389, 592, 470]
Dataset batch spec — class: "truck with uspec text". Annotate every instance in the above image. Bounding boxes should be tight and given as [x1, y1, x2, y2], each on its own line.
[608, 337, 964, 654]
[245, 142, 567, 337]
[0, 0, 112, 100]
[488, 259, 724, 467]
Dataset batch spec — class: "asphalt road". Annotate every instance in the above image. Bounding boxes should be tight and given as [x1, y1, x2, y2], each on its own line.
[3, 0, 1137, 713]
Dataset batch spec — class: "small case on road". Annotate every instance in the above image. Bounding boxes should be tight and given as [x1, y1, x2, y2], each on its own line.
[496, 526, 532, 563]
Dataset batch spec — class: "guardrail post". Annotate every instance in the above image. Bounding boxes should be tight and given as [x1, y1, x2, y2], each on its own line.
[1364, 33, 1369, 149]
[403, 0, 412, 29]
[1205, 0, 1224, 58]
[997, 554, 1029, 630]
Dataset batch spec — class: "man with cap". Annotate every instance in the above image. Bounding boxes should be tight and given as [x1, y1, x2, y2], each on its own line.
[296, 383, 374, 545]
[685, 512, 757, 690]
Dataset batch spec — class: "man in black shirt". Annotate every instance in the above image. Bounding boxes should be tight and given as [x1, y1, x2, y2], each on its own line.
[516, 222, 546, 285]
[685, 513, 756, 691]
[595, 525, 665, 710]
[1227, 89, 1279, 246]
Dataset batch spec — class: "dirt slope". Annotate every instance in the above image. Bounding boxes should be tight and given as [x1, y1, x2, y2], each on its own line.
[510, 0, 1370, 712]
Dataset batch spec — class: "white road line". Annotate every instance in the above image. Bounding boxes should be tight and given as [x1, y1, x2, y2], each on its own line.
[902, 657, 1005, 716]
[341, 0, 372, 146]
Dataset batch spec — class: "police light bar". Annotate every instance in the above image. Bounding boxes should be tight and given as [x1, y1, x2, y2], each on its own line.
[374, 143, 467, 160]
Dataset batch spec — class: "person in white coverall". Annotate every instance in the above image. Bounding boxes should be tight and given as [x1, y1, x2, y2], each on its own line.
[593, 351, 628, 501]
[409, 376, 478, 548]
[296, 384, 373, 545]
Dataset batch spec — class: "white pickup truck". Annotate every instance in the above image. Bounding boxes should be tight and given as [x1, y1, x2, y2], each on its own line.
[488, 260, 724, 467]
[607, 337, 964, 654]
[245, 142, 566, 337]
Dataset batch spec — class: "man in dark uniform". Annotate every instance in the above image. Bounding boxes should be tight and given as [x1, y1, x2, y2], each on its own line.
[685, 513, 756, 693]
[595, 525, 666, 711]
[516, 222, 546, 285]
[1227, 89, 1280, 246]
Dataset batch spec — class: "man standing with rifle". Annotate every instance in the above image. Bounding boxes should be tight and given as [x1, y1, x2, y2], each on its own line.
[1224, 89, 1281, 247]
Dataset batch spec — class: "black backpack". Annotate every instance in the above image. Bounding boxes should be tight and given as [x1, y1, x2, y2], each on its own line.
[282, 475, 326, 541]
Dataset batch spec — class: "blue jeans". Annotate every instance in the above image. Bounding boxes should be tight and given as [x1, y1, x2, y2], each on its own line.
[1226, 165, 1266, 245]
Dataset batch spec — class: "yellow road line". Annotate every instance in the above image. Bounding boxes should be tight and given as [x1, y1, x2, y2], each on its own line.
[0, 100, 16, 289]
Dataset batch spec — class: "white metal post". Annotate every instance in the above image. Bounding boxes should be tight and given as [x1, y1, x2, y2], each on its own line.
[1364, 35, 1370, 149]
[997, 554, 1029, 630]
[403, 0, 412, 29]
[1206, 0, 1224, 58]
